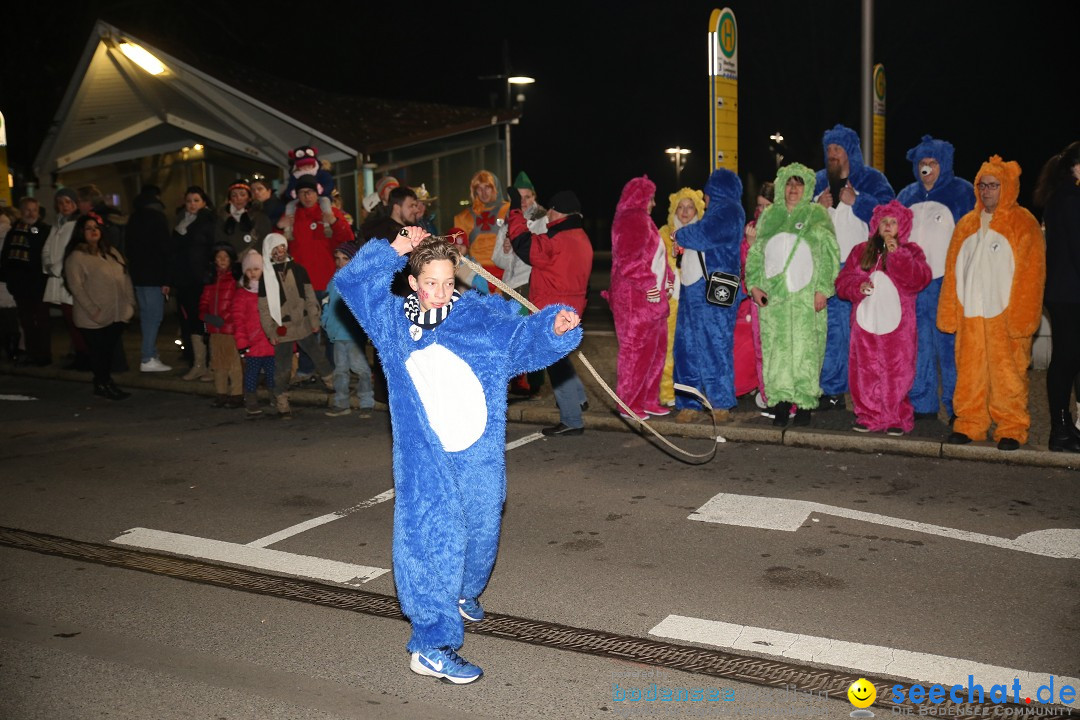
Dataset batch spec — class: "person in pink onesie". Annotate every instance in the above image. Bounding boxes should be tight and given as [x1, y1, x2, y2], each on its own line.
[603, 176, 674, 418]
[835, 200, 931, 435]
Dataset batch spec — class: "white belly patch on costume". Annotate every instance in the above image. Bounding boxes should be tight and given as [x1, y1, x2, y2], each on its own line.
[955, 229, 1014, 319]
[681, 249, 704, 287]
[856, 270, 902, 335]
[763, 232, 813, 293]
[405, 343, 488, 452]
[829, 202, 870, 263]
[910, 201, 954, 279]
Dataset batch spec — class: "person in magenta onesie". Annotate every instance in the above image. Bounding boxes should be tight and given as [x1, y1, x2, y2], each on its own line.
[602, 175, 674, 418]
[835, 200, 931, 435]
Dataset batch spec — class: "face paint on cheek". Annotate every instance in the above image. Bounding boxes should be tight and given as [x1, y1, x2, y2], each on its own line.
[420, 289, 429, 300]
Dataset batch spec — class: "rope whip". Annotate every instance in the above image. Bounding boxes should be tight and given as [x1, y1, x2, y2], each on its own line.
[447, 241, 722, 464]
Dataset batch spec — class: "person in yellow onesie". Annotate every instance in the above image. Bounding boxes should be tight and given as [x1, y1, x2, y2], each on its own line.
[657, 188, 705, 406]
[453, 170, 510, 289]
[938, 155, 1045, 451]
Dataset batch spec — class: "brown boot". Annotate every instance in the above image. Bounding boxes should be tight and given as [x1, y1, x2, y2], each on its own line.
[183, 336, 208, 381]
[275, 394, 292, 419]
[712, 408, 732, 423]
[674, 409, 700, 424]
[211, 394, 228, 408]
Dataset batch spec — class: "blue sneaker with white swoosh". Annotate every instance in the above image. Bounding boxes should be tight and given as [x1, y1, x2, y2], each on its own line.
[458, 597, 484, 622]
[409, 647, 483, 684]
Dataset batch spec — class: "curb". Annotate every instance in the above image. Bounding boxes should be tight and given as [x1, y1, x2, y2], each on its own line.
[5, 365, 1078, 471]
[513, 405, 1079, 471]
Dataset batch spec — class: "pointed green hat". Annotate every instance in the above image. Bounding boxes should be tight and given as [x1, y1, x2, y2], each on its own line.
[513, 171, 535, 191]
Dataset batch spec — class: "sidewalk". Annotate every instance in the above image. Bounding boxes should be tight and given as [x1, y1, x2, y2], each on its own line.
[3, 316, 1077, 470]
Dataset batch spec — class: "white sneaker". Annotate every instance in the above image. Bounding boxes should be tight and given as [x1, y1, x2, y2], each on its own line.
[140, 358, 172, 372]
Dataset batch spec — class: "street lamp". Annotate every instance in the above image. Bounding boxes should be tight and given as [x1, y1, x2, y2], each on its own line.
[665, 147, 691, 186]
[768, 132, 786, 167]
[480, 73, 536, 184]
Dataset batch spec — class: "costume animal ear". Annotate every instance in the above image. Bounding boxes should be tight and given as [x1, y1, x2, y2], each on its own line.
[288, 149, 297, 160]
[310, 146, 319, 156]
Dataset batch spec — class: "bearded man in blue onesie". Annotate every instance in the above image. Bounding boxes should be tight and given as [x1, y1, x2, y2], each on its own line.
[896, 135, 975, 421]
[336, 226, 582, 684]
[670, 168, 746, 422]
[814, 124, 895, 410]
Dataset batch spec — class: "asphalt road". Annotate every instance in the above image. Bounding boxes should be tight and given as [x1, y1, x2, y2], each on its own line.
[1, 375, 1077, 720]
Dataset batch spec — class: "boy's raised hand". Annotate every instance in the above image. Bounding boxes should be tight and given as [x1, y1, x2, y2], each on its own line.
[390, 226, 431, 255]
[553, 309, 581, 336]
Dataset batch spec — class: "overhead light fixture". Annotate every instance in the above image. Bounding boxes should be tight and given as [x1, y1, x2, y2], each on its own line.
[119, 42, 166, 75]
[193, 144, 203, 151]
[508, 76, 535, 85]
[665, 147, 691, 155]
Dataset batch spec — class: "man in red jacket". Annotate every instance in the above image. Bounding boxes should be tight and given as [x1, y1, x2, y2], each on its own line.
[287, 175, 355, 293]
[286, 175, 354, 380]
[508, 189, 593, 435]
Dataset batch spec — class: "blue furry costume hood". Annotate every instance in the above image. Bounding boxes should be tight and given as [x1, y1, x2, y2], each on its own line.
[813, 124, 895, 224]
[676, 168, 745, 276]
[896, 135, 975, 222]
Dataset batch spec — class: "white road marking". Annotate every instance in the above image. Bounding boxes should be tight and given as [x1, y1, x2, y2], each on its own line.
[111, 429, 542, 582]
[688, 493, 1080, 559]
[0, 394, 37, 401]
[112, 528, 388, 585]
[247, 489, 395, 548]
[506, 432, 544, 451]
[649, 615, 1079, 708]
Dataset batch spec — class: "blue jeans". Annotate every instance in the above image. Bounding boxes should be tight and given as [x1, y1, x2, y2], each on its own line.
[135, 286, 165, 362]
[332, 340, 374, 410]
[548, 356, 585, 428]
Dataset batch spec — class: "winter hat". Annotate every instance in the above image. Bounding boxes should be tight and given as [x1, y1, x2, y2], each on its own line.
[335, 240, 360, 260]
[549, 190, 581, 215]
[295, 175, 319, 193]
[228, 179, 252, 195]
[869, 200, 914, 243]
[376, 176, 400, 202]
[361, 192, 381, 212]
[55, 187, 78, 206]
[513, 171, 535, 192]
[261, 233, 289, 326]
[241, 248, 263, 273]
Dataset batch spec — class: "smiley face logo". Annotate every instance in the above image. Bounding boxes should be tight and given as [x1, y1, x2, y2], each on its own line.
[848, 678, 877, 708]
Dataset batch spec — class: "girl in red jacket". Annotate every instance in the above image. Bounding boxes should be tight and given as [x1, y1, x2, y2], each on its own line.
[233, 250, 275, 415]
[199, 244, 242, 407]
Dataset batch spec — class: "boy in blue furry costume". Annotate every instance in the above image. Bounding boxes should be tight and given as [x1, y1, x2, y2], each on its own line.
[335, 226, 582, 684]
[896, 136, 974, 420]
[813, 124, 895, 409]
[670, 168, 746, 423]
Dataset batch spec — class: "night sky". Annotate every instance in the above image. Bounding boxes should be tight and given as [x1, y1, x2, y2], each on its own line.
[2, 1, 1072, 238]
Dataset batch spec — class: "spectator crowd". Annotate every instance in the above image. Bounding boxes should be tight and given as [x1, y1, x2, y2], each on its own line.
[1, 132, 1078, 453]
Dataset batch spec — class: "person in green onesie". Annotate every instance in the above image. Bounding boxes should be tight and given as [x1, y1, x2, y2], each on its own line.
[745, 163, 841, 427]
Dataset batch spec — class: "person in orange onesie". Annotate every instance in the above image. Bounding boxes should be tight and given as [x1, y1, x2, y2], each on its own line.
[453, 170, 510, 289]
[938, 155, 1046, 451]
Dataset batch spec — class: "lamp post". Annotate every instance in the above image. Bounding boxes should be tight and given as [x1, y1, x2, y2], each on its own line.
[665, 147, 691, 187]
[505, 76, 534, 182]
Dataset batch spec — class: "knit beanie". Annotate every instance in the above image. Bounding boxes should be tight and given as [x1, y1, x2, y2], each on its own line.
[335, 241, 359, 260]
